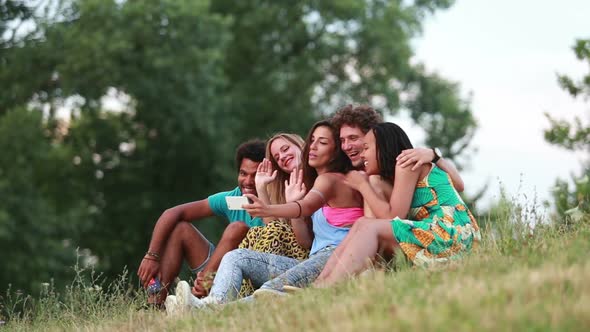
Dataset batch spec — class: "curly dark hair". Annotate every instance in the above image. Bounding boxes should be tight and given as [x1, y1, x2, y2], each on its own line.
[301, 120, 353, 190]
[235, 139, 265, 172]
[331, 104, 383, 134]
[372, 122, 413, 182]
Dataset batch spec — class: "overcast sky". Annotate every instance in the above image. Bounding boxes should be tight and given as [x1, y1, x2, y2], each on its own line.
[402, 0, 588, 214]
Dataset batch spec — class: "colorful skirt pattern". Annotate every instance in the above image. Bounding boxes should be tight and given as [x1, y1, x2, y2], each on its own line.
[391, 166, 480, 267]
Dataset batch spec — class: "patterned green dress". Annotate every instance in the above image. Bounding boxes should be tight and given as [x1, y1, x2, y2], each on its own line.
[391, 166, 480, 266]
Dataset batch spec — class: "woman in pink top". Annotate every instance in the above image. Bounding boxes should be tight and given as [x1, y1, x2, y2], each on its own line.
[245, 120, 363, 224]
[165, 120, 367, 312]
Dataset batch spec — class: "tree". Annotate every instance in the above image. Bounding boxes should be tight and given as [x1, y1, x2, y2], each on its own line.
[544, 38, 590, 219]
[0, 108, 80, 292]
[209, 0, 475, 159]
[405, 66, 477, 163]
[0, 0, 477, 290]
[1, 0, 233, 283]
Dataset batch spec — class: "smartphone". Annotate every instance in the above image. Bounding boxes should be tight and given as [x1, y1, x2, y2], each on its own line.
[225, 196, 252, 210]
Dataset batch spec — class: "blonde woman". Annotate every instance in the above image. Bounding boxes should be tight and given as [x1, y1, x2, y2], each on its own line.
[166, 121, 361, 312]
[193, 133, 311, 298]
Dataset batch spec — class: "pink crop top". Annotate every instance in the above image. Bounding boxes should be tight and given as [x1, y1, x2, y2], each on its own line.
[322, 206, 364, 228]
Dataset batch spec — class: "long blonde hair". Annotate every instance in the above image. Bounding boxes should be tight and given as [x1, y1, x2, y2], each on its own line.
[265, 133, 305, 205]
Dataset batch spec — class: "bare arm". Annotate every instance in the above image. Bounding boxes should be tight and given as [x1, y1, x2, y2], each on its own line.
[435, 158, 464, 192]
[255, 185, 272, 206]
[363, 175, 393, 218]
[138, 199, 214, 287]
[347, 171, 395, 219]
[396, 148, 465, 192]
[147, 199, 214, 256]
[244, 174, 334, 219]
[254, 159, 278, 224]
[346, 167, 421, 219]
[284, 168, 313, 249]
[387, 166, 422, 219]
[291, 217, 313, 249]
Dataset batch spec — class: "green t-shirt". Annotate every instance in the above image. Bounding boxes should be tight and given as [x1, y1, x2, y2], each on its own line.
[207, 187, 264, 227]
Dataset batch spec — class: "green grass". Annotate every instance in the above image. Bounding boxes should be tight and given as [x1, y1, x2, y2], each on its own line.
[3, 212, 590, 331]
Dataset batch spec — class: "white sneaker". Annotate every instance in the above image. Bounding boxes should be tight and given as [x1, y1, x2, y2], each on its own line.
[282, 285, 302, 293]
[165, 295, 179, 316]
[253, 288, 287, 300]
[175, 280, 220, 310]
[175, 280, 202, 311]
[200, 295, 220, 306]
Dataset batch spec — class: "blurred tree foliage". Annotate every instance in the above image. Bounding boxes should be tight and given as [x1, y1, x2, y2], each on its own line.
[544, 38, 590, 220]
[0, 108, 80, 293]
[0, 0, 477, 292]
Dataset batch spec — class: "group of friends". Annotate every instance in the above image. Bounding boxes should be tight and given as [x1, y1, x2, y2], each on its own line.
[136, 105, 480, 314]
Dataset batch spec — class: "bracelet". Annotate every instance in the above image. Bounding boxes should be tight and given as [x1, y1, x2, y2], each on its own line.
[143, 256, 159, 262]
[146, 251, 160, 261]
[294, 201, 302, 218]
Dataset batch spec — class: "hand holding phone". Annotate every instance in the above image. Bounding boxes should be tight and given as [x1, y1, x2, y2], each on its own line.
[225, 196, 252, 210]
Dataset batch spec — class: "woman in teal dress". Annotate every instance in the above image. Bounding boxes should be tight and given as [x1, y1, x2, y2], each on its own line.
[314, 122, 480, 286]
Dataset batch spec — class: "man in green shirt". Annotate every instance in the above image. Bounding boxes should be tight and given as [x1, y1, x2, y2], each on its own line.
[137, 139, 265, 305]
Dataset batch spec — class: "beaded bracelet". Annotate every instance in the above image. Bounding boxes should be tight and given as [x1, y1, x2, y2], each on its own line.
[146, 251, 161, 261]
[143, 256, 159, 262]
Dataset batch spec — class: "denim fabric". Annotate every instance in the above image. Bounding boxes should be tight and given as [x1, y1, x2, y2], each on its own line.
[208, 247, 336, 303]
[208, 248, 300, 303]
[189, 241, 216, 274]
[261, 246, 335, 290]
[310, 208, 350, 255]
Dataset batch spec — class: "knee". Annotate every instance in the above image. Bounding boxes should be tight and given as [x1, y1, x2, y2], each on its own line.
[351, 218, 385, 239]
[221, 221, 249, 242]
[353, 217, 374, 230]
[220, 248, 248, 266]
[170, 221, 195, 240]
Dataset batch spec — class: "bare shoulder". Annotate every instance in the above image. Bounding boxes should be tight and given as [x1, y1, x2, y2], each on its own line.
[395, 163, 429, 180]
[317, 172, 344, 183]
[368, 174, 392, 195]
[314, 173, 348, 197]
[395, 163, 426, 175]
[368, 174, 386, 185]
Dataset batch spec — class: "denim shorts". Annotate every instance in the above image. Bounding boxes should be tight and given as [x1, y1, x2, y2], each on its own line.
[190, 241, 216, 274]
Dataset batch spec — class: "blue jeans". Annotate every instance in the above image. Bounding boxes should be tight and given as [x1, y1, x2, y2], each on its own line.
[208, 247, 335, 303]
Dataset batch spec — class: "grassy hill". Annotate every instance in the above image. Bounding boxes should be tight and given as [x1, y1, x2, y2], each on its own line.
[3, 214, 590, 331]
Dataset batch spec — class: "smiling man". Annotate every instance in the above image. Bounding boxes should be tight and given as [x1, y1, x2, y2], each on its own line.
[331, 104, 464, 195]
[137, 139, 265, 306]
[332, 105, 383, 169]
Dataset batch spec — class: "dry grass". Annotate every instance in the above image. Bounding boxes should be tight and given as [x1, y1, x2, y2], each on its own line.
[4, 215, 590, 331]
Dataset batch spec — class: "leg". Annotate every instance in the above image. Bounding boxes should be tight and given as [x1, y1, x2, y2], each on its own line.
[207, 249, 299, 303]
[316, 217, 369, 281]
[315, 219, 398, 287]
[318, 176, 392, 277]
[236, 220, 310, 298]
[191, 221, 249, 297]
[201, 221, 250, 273]
[260, 247, 335, 291]
[154, 222, 212, 304]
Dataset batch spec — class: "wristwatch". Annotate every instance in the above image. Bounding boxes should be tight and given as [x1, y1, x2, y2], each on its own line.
[431, 147, 442, 164]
